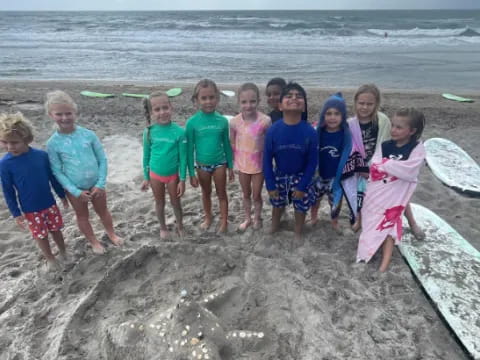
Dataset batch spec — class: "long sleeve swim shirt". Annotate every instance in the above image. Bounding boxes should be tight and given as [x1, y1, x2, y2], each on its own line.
[263, 120, 318, 192]
[143, 122, 187, 181]
[47, 125, 107, 197]
[186, 111, 233, 177]
[0, 147, 65, 217]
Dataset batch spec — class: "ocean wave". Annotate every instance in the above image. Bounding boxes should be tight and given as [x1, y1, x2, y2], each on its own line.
[367, 27, 480, 38]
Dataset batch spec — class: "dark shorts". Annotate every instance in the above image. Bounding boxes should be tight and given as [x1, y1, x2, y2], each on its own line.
[269, 173, 316, 213]
[314, 177, 334, 203]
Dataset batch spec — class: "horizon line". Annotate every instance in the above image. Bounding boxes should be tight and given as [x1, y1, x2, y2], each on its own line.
[1, 8, 479, 12]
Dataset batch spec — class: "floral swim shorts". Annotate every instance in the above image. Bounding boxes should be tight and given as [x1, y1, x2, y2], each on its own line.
[269, 173, 316, 213]
[24, 204, 64, 240]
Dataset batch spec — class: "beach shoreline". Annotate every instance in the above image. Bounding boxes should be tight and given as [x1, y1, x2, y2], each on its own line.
[0, 80, 479, 359]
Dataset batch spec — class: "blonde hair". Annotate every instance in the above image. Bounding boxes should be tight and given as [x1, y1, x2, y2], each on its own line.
[44, 90, 78, 115]
[353, 84, 381, 126]
[191, 79, 220, 103]
[0, 112, 34, 144]
[237, 82, 260, 100]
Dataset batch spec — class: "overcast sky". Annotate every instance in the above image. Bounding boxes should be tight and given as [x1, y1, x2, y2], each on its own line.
[1, 0, 479, 11]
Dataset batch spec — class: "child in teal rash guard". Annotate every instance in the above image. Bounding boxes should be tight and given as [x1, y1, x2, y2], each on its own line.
[140, 91, 187, 240]
[46, 90, 122, 254]
[186, 79, 234, 234]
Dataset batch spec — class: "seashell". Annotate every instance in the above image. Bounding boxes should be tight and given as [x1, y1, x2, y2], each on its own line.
[180, 289, 188, 297]
[257, 332, 264, 338]
[181, 330, 188, 336]
[205, 355, 210, 359]
[190, 337, 200, 345]
[130, 324, 135, 329]
[202, 348, 208, 353]
[239, 332, 246, 338]
[192, 351, 197, 357]
[232, 332, 237, 337]
[169, 347, 174, 352]
[186, 325, 190, 331]
[138, 325, 144, 331]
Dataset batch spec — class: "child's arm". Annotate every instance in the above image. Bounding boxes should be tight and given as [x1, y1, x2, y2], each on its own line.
[185, 119, 196, 178]
[297, 131, 319, 192]
[380, 143, 426, 182]
[142, 128, 152, 181]
[0, 165, 22, 219]
[45, 153, 66, 199]
[47, 142, 83, 197]
[223, 119, 234, 170]
[178, 129, 187, 182]
[91, 131, 108, 189]
[263, 129, 276, 192]
[229, 119, 236, 156]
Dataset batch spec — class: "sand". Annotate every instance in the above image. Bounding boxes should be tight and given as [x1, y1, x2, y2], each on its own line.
[0, 80, 479, 360]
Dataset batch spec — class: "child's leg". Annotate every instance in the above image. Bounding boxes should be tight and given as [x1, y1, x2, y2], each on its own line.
[166, 178, 184, 237]
[405, 203, 425, 240]
[379, 235, 395, 272]
[212, 166, 228, 234]
[50, 230, 66, 256]
[328, 190, 342, 234]
[197, 169, 214, 230]
[238, 172, 252, 231]
[310, 200, 321, 225]
[90, 192, 123, 246]
[270, 207, 284, 234]
[294, 211, 306, 242]
[34, 235, 56, 262]
[150, 179, 168, 239]
[67, 193, 105, 254]
[252, 173, 264, 229]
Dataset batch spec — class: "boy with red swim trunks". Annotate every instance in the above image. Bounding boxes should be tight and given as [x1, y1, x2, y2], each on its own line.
[0, 112, 68, 272]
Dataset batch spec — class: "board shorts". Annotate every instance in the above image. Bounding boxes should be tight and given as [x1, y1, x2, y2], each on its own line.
[269, 172, 316, 213]
[314, 177, 340, 219]
[24, 204, 64, 240]
[150, 171, 178, 184]
[195, 163, 227, 174]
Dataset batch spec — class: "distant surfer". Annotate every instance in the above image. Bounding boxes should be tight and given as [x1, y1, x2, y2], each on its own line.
[384, 32, 388, 38]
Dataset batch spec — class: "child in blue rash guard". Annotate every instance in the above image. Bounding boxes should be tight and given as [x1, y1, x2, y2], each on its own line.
[263, 82, 318, 245]
[0, 112, 68, 271]
[46, 90, 122, 254]
[310, 93, 353, 233]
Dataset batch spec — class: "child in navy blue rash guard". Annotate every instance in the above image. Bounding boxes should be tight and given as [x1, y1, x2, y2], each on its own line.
[263, 82, 318, 245]
[310, 93, 353, 233]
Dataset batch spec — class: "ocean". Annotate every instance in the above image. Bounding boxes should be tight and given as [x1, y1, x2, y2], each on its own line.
[1, 10, 479, 90]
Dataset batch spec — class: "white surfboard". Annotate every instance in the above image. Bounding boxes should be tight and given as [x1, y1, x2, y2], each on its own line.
[221, 90, 235, 97]
[425, 138, 480, 194]
[399, 203, 480, 359]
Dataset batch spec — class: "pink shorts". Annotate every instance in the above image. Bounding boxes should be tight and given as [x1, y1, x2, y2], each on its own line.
[149, 171, 179, 184]
[24, 204, 64, 240]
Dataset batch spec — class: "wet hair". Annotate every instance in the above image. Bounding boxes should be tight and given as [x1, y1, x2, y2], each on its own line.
[394, 107, 426, 141]
[266, 77, 287, 91]
[353, 84, 381, 126]
[237, 82, 260, 100]
[191, 79, 220, 103]
[44, 90, 78, 115]
[142, 91, 170, 142]
[279, 82, 308, 121]
[0, 112, 34, 144]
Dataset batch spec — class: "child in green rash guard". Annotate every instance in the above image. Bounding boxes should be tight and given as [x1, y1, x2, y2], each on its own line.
[140, 91, 187, 240]
[186, 79, 234, 234]
[46, 90, 122, 255]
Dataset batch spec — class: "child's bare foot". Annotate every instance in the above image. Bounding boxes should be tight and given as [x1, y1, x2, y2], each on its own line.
[411, 224, 425, 240]
[217, 222, 228, 235]
[351, 220, 361, 233]
[292, 234, 304, 249]
[252, 218, 262, 230]
[200, 218, 212, 231]
[58, 251, 68, 264]
[91, 242, 106, 255]
[176, 227, 185, 240]
[238, 218, 251, 232]
[160, 229, 169, 240]
[46, 259, 62, 272]
[379, 263, 389, 272]
[331, 219, 343, 234]
[109, 234, 124, 246]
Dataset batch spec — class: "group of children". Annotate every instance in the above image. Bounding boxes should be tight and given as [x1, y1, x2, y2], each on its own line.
[0, 79, 426, 272]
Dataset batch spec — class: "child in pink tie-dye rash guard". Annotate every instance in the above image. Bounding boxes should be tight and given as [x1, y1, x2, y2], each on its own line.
[230, 83, 271, 231]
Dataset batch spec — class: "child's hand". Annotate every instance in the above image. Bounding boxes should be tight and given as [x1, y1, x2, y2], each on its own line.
[292, 190, 306, 199]
[61, 197, 69, 209]
[268, 190, 279, 200]
[228, 168, 235, 182]
[79, 191, 91, 202]
[190, 176, 199, 188]
[90, 187, 105, 200]
[177, 181, 186, 197]
[14, 215, 27, 230]
[141, 180, 150, 192]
